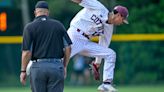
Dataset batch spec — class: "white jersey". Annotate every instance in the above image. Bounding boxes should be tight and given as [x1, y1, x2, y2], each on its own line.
[70, 0, 113, 46]
[70, 0, 114, 65]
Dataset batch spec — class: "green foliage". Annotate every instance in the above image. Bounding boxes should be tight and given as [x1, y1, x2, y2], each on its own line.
[112, 41, 164, 84]
[116, 0, 164, 33]
[131, 72, 158, 84]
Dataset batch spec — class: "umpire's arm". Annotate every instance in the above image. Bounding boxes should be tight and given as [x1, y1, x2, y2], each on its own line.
[20, 50, 31, 85]
[20, 23, 33, 85]
[63, 46, 71, 68]
[62, 31, 72, 78]
[63, 42, 72, 79]
[21, 51, 31, 72]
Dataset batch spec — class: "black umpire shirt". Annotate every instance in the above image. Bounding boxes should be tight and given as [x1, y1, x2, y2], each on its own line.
[22, 15, 72, 60]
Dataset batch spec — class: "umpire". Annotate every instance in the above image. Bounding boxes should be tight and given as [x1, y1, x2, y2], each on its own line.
[20, 1, 72, 92]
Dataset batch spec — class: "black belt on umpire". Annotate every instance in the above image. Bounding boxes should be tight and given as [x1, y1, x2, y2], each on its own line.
[32, 58, 62, 62]
[77, 29, 90, 39]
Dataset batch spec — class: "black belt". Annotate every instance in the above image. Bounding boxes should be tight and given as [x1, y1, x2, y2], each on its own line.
[32, 58, 61, 62]
[77, 29, 90, 39]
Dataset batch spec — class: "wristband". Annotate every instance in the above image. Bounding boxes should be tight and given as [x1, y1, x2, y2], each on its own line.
[21, 70, 26, 73]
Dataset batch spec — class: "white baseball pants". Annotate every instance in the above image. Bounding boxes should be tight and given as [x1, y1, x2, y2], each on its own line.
[67, 26, 116, 82]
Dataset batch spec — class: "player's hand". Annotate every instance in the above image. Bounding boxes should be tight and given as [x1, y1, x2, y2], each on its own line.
[64, 67, 67, 79]
[20, 72, 26, 85]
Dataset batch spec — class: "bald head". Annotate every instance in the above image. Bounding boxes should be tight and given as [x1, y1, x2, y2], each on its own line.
[34, 8, 49, 17]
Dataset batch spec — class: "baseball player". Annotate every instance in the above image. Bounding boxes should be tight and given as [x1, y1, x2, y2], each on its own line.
[67, 0, 129, 92]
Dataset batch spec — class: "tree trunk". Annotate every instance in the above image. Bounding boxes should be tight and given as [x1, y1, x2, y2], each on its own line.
[21, 0, 30, 26]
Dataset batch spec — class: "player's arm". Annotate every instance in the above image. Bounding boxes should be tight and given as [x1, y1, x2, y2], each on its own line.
[94, 36, 105, 65]
[72, 0, 104, 9]
[71, 0, 82, 3]
[95, 24, 113, 65]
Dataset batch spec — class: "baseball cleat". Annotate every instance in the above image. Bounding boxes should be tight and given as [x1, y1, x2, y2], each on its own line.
[98, 83, 117, 92]
[89, 62, 100, 80]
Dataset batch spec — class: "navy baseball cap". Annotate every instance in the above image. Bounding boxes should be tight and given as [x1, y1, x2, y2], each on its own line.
[114, 5, 129, 24]
[35, 1, 49, 9]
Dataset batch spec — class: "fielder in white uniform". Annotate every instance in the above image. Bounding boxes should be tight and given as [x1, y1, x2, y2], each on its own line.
[68, 0, 129, 92]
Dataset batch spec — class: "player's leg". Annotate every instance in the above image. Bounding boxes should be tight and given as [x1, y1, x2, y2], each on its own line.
[83, 41, 116, 81]
[69, 38, 86, 58]
[82, 41, 117, 92]
[67, 27, 88, 58]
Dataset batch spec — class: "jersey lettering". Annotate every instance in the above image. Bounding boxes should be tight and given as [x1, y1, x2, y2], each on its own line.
[91, 14, 102, 25]
[91, 26, 104, 36]
[90, 14, 104, 36]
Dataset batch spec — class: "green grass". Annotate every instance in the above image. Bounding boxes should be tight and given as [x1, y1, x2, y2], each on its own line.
[0, 85, 164, 92]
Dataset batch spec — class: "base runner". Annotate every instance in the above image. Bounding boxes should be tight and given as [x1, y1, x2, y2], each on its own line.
[67, 0, 129, 92]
